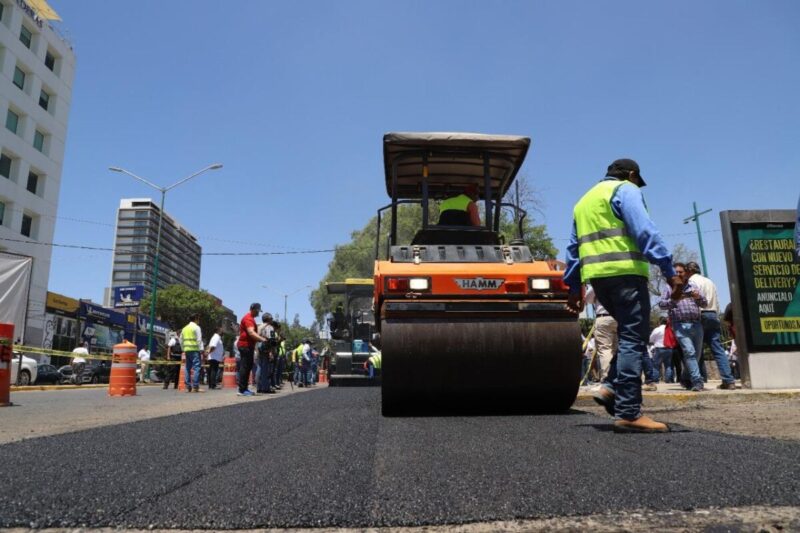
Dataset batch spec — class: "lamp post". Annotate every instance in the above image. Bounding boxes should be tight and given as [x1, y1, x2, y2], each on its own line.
[682, 201, 713, 275]
[109, 163, 223, 355]
[263, 284, 312, 326]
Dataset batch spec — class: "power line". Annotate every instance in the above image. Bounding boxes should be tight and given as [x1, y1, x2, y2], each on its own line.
[0, 236, 335, 256]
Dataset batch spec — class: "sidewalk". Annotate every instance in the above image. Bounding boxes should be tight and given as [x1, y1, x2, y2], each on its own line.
[0, 382, 314, 445]
[575, 379, 800, 409]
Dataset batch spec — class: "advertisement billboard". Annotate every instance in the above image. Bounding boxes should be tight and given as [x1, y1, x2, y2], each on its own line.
[113, 285, 144, 308]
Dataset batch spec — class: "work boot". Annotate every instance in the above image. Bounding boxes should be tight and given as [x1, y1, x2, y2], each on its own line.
[642, 382, 658, 392]
[718, 382, 736, 390]
[613, 416, 669, 434]
[592, 386, 615, 417]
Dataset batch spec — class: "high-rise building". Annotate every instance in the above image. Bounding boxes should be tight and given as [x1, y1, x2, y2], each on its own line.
[0, 0, 75, 344]
[104, 198, 202, 308]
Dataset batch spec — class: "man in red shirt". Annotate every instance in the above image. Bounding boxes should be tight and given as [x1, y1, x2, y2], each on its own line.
[237, 303, 267, 396]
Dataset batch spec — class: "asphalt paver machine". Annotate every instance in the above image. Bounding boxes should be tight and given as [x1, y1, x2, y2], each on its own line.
[326, 278, 377, 385]
[374, 132, 581, 415]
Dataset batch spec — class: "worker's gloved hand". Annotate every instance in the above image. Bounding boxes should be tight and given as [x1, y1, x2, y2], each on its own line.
[566, 292, 584, 315]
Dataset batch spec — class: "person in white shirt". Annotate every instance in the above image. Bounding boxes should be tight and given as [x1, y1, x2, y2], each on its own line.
[138, 347, 151, 383]
[686, 262, 736, 389]
[71, 342, 89, 364]
[649, 317, 673, 383]
[584, 285, 617, 382]
[206, 326, 225, 390]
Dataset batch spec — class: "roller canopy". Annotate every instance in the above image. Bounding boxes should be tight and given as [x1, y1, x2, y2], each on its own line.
[383, 132, 531, 200]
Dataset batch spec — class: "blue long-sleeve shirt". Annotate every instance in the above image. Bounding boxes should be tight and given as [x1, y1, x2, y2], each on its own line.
[564, 178, 677, 294]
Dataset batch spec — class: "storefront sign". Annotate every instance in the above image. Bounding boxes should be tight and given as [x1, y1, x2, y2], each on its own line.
[46, 292, 79, 315]
[731, 222, 800, 351]
[113, 285, 144, 308]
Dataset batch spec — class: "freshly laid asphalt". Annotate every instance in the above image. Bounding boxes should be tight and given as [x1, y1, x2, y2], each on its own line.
[1, 387, 799, 529]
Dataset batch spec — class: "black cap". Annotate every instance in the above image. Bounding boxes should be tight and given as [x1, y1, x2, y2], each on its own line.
[250, 302, 261, 311]
[606, 158, 646, 187]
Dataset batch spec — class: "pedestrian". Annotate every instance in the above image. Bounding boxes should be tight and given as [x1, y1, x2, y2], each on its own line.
[274, 323, 286, 388]
[301, 339, 313, 387]
[659, 263, 707, 391]
[237, 303, 268, 397]
[257, 313, 278, 394]
[206, 325, 225, 390]
[565, 158, 682, 433]
[729, 339, 740, 380]
[163, 332, 182, 390]
[180, 313, 204, 393]
[685, 262, 737, 389]
[584, 285, 616, 382]
[581, 333, 596, 386]
[137, 346, 150, 383]
[71, 341, 89, 384]
[649, 316, 674, 383]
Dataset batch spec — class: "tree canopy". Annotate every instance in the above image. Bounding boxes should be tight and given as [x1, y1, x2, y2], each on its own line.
[140, 284, 226, 341]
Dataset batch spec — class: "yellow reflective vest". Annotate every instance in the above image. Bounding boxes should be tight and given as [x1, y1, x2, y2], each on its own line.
[573, 180, 649, 282]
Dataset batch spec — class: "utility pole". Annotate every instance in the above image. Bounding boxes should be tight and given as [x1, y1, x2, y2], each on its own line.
[682, 201, 712, 275]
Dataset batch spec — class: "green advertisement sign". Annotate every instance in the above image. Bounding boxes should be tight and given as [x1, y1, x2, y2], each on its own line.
[734, 223, 800, 351]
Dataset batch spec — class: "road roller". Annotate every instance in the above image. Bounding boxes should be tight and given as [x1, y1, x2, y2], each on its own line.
[374, 132, 581, 416]
[326, 278, 379, 386]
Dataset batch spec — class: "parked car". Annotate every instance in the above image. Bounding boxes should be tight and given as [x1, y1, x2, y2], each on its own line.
[58, 360, 112, 384]
[10, 352, 38, 386]
[35, 364, 63, 385]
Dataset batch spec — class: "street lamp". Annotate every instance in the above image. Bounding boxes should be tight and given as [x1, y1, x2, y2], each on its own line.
[109, 163, 223, 354]
[682, 201, 713, 275]
[263, 284, 312, 326]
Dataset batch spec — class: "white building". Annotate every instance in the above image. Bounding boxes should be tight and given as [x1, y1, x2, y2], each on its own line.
[0, 0, 74, 345]
[104, 198, 202, 309]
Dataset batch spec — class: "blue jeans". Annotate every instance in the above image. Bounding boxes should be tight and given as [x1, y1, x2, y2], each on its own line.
[258, 355, 272, 392]
[184, 351, 201, 389]
[674, 321, 704, 387]
[642, 351, 657, 383]
[653, 347, 674, 383]
[701, 311, 736, 384]
[591, 275, 650, 421]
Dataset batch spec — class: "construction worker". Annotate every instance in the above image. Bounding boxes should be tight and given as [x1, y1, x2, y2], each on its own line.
[366, 351, 381, 379]
[292, 342, 304, 386]
[180, 313, 204, 393]
[564, 158, 683, 433]
[438, 184, 481, 226]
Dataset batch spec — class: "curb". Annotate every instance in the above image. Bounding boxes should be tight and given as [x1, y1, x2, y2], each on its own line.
[575, 389, 800, 407]
[10, 384, 109, 392]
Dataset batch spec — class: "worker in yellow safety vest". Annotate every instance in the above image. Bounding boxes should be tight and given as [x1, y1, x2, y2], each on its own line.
[292, 343, 304, 386]
[179, 313, 204, 393]
[438, 184, 481, 226]
[366, 351, 381, 379]
[564, 159, 683, 434]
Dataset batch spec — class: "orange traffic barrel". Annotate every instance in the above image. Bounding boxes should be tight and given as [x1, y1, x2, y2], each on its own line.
[178, 353, 187, 391]
[222, 357, 237, 389]
[109, 341, 137, 397]
[319, 369, 328, 384]
[0, 323, 14, 407]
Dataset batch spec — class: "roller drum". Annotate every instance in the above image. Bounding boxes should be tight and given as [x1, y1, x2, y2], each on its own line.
[381, 318, 581, 416]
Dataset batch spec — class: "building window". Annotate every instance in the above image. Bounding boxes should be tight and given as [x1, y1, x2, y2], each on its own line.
[39, 89, 50, 111]
[6, 109, 19, 134]
[45, 50, 55, 71]
[26, 171, 38, 194]
[13, 67, 25, 90]
[134, 210, 149, 218]
[33, 130, 44, 152]
[133, 228, 147, 235]
[0, 201, 5, 226]
[21, 214, 32, 237]
[133, 220, 148, 227]
[19, 26, 32, 49]
[0, 154, 10, 179]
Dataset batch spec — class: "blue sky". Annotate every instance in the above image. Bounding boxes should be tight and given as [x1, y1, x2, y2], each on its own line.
[48, 0, 800, 324]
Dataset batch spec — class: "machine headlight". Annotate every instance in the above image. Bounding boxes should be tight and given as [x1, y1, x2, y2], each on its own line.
[530, 279, 551, 290]
[409, 278, 429, 290]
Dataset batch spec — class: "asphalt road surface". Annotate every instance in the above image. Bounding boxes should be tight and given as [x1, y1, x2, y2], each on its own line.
[1, 387, 799, 529]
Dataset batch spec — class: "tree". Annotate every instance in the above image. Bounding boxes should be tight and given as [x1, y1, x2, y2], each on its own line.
[309, 177, 558, 321]
[140, 284, 225, 341]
